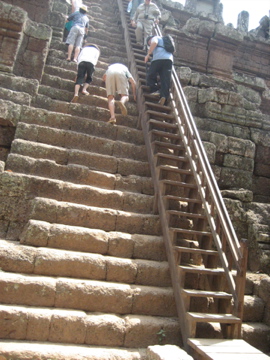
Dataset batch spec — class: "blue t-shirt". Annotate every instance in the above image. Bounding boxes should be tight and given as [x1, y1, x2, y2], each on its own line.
[152, 36, 173, 62]
[68, 11, 89, 29]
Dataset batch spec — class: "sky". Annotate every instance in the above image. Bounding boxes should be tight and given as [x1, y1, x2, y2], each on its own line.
[174, 0, 270, 31]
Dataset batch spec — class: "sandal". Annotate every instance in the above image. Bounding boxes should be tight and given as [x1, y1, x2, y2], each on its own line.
[107, 117, 116, 125]
[82, 91, 89, 95]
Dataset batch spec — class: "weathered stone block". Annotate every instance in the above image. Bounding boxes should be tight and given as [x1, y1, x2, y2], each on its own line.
[251, 128, 270, 147]
[228, 137, 255, 157]
[85, 314, 125, 346]
[243, 295, 265, 322]
[258, 276, 270, 303]
[48, 310, 86, 344]
[202, 141, 216, 163]
[219, 167, 252, 189]
[0, 272, 56, 306]
[223, 154, 254, 172]
[221, 189, 253, 202]
[0, 305, 27, 339]
[0, 99, 21, 127]
[242, 322, 270, 354]
[209, 132, 228, 153]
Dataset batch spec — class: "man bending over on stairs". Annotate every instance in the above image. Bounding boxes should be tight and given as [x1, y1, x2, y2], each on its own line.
[131, 0, 161, 49]
[102, 63, 136, 125]
[71, 43, 100, 103]
[65, 4, 89, 62]
[144, 35, 173, 106]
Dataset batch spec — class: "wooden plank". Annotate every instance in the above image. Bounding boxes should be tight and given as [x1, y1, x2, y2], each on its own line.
[187, 312, 241, 323]
[182, 289, 232, 299]
[201, 354, 269, 360]
[188, 338, 270, 360]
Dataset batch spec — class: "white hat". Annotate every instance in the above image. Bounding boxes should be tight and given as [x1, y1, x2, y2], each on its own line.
[80, 4, 88, 12]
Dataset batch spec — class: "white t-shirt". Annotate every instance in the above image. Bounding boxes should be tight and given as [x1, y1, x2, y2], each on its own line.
[78, 46, 100, 66]
[72, 0, 82, 12]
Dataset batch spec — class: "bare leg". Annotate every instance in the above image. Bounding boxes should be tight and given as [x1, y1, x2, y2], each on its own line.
[108, 95, 116, 121]
[73, 46, 81, 62]
[67, 44, 74, 60]
[120, 95, 129, 105]
[74, 84, 80, 96]
[118, 95, 128, 115]
[82, 83, 90, 95]
[71, 83, 80, 103]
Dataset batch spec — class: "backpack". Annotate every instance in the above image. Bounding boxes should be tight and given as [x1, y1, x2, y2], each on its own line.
[161, 35, 175, 54]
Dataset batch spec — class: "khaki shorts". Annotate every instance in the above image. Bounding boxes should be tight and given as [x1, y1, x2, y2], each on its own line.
[106, 70, 129, 96]
[66, 25, 84, 48]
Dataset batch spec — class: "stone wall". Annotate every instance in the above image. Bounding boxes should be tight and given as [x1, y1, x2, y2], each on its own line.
[159, 1, 270, 273]
[0, 0, 66, 162]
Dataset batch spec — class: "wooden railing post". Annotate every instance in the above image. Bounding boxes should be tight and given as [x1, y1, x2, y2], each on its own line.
[235, 238, 248, 337]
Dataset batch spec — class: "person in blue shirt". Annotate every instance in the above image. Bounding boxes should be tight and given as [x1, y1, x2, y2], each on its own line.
[66, 4, 89, 62]
[144, 35, 173, 106]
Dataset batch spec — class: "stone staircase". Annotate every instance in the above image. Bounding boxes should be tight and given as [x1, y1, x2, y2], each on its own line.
[0, 0, 182, 359]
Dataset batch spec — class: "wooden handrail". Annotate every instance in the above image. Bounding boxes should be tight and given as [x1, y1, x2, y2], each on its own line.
[116, 0, 247, 348]
[153, 24, 243, 300]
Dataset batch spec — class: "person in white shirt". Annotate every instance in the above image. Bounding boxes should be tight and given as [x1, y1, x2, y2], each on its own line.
[72, 0, 82, 12]
[71, 43, 100, 103]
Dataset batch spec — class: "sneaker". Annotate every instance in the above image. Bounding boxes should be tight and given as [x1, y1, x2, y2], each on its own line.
[159, 97, 166, 106]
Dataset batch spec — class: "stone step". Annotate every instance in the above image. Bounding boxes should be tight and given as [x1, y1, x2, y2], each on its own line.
[87, 17, 123, 37]
[19, 106, 145, 145]
[0, 341, 147, 360]
[37, 84, 139, 116]
[0, 304, 180, 348]
[0, 240, 171, 287]
[0, 73, 38, 97]
[241, 323, 270, 355]
[0, 272, 176, 317]
[41, 70, 106, 92]
[6, 154, 154, 195]
[50, 41, 128, 64]
[45, 51, 109, 73]
[0, 87, 31, 106]
[14, 122, 147, 161]
[28, 197, 160, 235]
[9, 139, 150, 177]
[32, 94, 138, 128]
[47, 46, 128, 68]
[52, 27, 127, 51]
[2, 171, 153, 213]
[19, 220, 165, 261]
[44, 64, 79, 82]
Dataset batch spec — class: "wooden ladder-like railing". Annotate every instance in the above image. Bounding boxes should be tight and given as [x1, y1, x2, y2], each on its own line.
[116, 0, 248, 354]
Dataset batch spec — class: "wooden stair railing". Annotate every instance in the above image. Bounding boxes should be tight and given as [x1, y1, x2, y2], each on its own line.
[116, 0, 248, 352]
